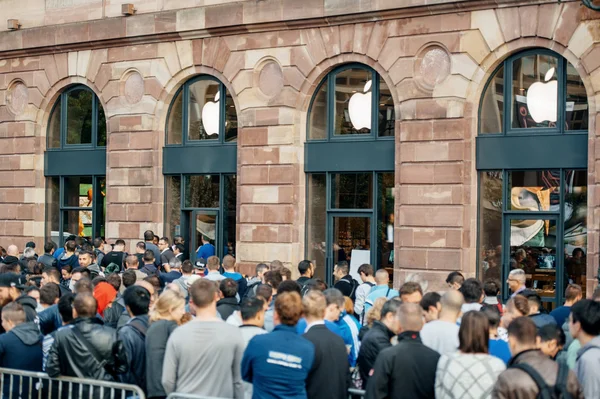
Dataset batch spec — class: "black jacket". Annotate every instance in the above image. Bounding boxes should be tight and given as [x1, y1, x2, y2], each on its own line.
[334, 275, 358, 299]
[0, 322, 43, 399]
[217, 297, 240, 320]
[358, 321, 395, 388]
[46, 317, 123, 381]
[145, 319, 177, 398]
[303, 324, 350, 399]
[38, 254, 57, 268]
[366, 331, 440, 399]
[118, 315, 149, 392]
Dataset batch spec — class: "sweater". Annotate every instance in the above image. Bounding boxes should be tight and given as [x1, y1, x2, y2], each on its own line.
[435, 352, 505, 399]
[145, 320, 177, 398]
[162, 320, 244, 398]
[239, 325, 267, 399]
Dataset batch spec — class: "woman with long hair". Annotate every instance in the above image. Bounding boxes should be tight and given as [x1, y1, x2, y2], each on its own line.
[145, 289, 188, 399]
[434, 311, 506, 399]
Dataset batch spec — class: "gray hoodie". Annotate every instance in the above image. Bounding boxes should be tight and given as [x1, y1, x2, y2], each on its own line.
[575, 335, 600, 398]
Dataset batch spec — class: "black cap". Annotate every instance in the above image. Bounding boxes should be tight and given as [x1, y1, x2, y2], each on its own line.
[0, 273, 26, 289]
[195, 258, 206, 269]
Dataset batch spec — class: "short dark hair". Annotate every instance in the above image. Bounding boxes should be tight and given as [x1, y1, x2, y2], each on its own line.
[264, 271, 282, 289]
[62, 264, 73, 275]
[335, 261, 349, 275]
[43, 267, 61, 283]
[565, 284, 582, 301]
[93, 237, 104, 249]
[219, 278, 238, 298]
[122, 270, 137, 288]
[174, 244, 185, 254]
[65, 240, 76, 252]
[74, 278, 93, 294]
[255, 263, 268, 275]
[400, 282, 423, 297]
[241, 297, 265, 321]
[256, 284, 273, 302]
[106, 273, 121, 292]
[190, 279, 219, 308]
[136, 241, 146, 250]
[44, 241, 55, 254]
[58, 293, 76, 324]
[277, 280, 302, 295]
[181, 260, 193, 274]
[459, 278, 483, 304]
[522, 290, 542, 310]
[123, 285, 151, 316]
[358, 264, 374, 277]
[507, 316, 538, 345]
[40, 283, 61, 306]
[143, 250, 155, 262]
[420, 292, 441, 312]
[73, 294, 97, 318]
[143, 275, 161, 292]
[305, 278, 327, 292]
[538, 323, 566, 346]
[459, 311, 489, 353]
[571, 299, 600, 336]
[72, 267, 91, 279]
[481, 305, 501, 328]
[298, 260, 312, 276]
[483, 280, 499, 296]
[446, 271, 464, 285]
[159, 237, 170, 245]
[115, 239, 126, 247]
[381, 298, 402, 319]
[143, 230, 154, 241]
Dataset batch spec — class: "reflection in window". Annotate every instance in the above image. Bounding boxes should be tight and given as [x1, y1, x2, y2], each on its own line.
[188, 80, 220, 141]
[511, 54, 559, 129]
[378, 80, 395, 137]
[307, 174, 327, 281]
[165, 176, 182, 239]
[47, 101, 61, 149]
[509, 170, 560, 212]
[66, 89, 94, 145]
[45, 177, 60, 241]
[309, 84, 327, 140]
[566, 63, 589, 131]
[224, 91, 238, 143]
[334, 68, 372, 135]
[479, 171, 503, 291]
[167, 91, 183, 145]
[480, 65, 504, 134]
[564, 170, 587, 286]
[185, 175, 220, 208]
[377, 173, 394, 270]
[223, 175, 237, 257]
[331, 173, 373, 209]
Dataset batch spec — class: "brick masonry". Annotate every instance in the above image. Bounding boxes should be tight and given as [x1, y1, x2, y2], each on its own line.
[0, 1, 598, 291]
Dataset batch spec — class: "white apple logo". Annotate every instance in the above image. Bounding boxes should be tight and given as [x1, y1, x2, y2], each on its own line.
[201, 90, 220, 136]
[348, 80, 372, 130]
[526, 68, 557, 124]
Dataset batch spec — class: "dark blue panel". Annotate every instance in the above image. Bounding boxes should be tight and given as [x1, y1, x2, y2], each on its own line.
[163, 144, 237, 175]
[476, 134, 588, 170]
[44, 149, 106, 176]
[305, 140, 394, 172]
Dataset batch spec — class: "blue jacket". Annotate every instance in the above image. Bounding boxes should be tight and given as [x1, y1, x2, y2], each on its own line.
[223, 271, 248, 299]
[242, 324, 314, 399]
[56, 253, 79, 272]
[38, 304, 63, 336]
[336, 312, 361, 367]
[159, 271, 182, 286]
[118, 315, 149, 392]
[364, 285, 399, 313]
[196, 243, 215, 260]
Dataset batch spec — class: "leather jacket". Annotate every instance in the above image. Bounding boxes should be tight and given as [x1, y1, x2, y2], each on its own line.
[46, 317, 122, 382]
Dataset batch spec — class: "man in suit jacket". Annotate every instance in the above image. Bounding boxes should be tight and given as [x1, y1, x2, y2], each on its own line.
[302, 290, 350, 399]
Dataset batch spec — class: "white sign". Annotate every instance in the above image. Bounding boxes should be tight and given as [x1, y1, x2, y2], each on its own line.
[350, 249, 371, 282]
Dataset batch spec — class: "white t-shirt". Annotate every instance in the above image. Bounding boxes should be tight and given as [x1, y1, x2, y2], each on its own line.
[420, 320, 460, 355]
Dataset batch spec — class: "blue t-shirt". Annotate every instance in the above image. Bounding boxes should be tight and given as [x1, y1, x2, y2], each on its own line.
[295, 318, 341, 335]
[196, 243, 215, 260]
[550, 305, 571, 327]
[489, 338, 511, 364]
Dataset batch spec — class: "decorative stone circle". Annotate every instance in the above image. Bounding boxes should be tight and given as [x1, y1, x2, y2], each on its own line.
[415, 45, 451, 92]
[7, 82, 28, 115]
[124, 71, 144, 105]
[258, 61, 284, 98]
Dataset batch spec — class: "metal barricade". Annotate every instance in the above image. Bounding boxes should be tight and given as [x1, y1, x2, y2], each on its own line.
[348, 387, 366, 398]
[0, 367, 145, 399]
[167, 394, 226, 399]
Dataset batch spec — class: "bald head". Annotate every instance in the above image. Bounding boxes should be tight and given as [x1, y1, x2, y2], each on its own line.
[375, 269, 389, 285]
[6, 245, 18, 257]
[396, 303, 424, 332]
[73, 294, 97, 318]
[441, 290, 465, 314]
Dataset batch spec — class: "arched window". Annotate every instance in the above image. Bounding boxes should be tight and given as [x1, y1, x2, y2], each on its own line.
[477, 49, 588, 307]
[45, 85, 107, 244]
[305, 64, 395, 285]
[164, 76, 238, 262]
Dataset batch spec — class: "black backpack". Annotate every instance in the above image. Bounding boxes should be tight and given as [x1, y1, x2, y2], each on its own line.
[510, 361, 572, 399]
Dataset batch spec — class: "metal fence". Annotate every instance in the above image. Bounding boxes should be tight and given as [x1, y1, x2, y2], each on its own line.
[0, 368, 145, 399]
[348, 388, 366, 398]
[166, 389, 366, 399]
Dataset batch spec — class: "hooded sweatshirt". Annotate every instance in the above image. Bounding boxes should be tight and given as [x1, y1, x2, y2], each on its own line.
[57, 252, 79, 272]
[0, 321, 43, 370]
[575, 335, 600, 399]
[15, 295, 39, 324]
[94, 282, 117, 317]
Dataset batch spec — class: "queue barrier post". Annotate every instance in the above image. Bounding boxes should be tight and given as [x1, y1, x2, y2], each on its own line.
[0, 367, 146, 399]
[348, 387, 367, 398]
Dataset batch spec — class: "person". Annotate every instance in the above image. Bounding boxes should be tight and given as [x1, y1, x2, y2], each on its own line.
[333, 261, 358, 299]
[118, 285, 151, 391]
[364, 269, 399, 313]
[367, 303, 440, 399]
[483, 280, 503, 314]
[522, 290, 556, 329]
[172, 260, 200, 300]
[57, 240, 79, 271]
[242, 292, 314, 399]
[173, 235, 188, 261]
[360, 297, 388, 338]
[158, 237, 175, 271]
[296, 260, 314, 287]
[162, 279, 244, 398]
[498, 295, 530, 341]
[124, 254, 148, 282]
[246, 263, 268, 298]
[435, 311, 505, 398]
[42, 293, 75, 371]
[92, 238, 105, 266]
[493, 316, 582, 398]
[60, 264, 73, 290]
[446, 271, 464, 290]
[354, 263, 376, 323]
[143, 230, 161, 267]
[570, 299, 600, 398]
[420, 289, 463, 355]
[0, 273, 38, 333]
[420, 292, 442, 322]
[550, 284, 582, 327]
[173, 244, 185, 262]
[358, 298, 401, 388]
[204, 255, 225, 282]
[239, 297, 267, 398]
[507, 269, 527, 297]
[537, 323, 566, 360]
[400, 282, 423, 303]
[222, 255, 248, 299]
[217, 278, 240, 320]
[324, 288, 361, 367]
[482, 305, 511, 364]
[38, 241, 57, 268]
[146, 289, 186, 399]
[78, 250, 103, 278]
[135, 241, 146, 266]
[37, 283, 62, 335]
[139, 250, 158, 276]
[46, 294, 125, 381]
[459, 278, 484, 314]
[101, 239, 127, 271]
[196, 234, 215, 261]
[160, 257, 183, 286]
[42, 267, 70, 296]
[302, 290, 349, 399]
[93, 280, 117, 318]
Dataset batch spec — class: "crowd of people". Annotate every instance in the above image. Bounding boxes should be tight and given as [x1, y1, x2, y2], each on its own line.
[0, 234, 599, 399]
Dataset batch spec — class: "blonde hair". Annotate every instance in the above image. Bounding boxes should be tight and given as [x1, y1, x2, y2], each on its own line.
[149, 289, 185, 324]
[365, 297, 388, 327]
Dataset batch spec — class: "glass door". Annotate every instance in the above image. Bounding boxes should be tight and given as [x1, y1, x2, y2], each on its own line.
[190, 210, 219, 266]
[326, 214, 372, 286]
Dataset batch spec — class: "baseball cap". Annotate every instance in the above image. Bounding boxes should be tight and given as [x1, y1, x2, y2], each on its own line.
[195, 258, 206, 269]
[0, 273, 26, 289]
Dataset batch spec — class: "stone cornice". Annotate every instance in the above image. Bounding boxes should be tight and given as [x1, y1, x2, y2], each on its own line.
[0, 0, 570, 58]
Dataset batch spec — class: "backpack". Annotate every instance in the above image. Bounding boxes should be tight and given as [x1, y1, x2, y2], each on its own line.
[103, 298, 126, 329]
[243, 281, 261, 300]
[509, 361, 572, 399]
[337, 278, 360, 301]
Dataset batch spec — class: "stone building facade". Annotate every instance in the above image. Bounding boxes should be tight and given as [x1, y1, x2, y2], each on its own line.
[0, 0, 598, 300]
